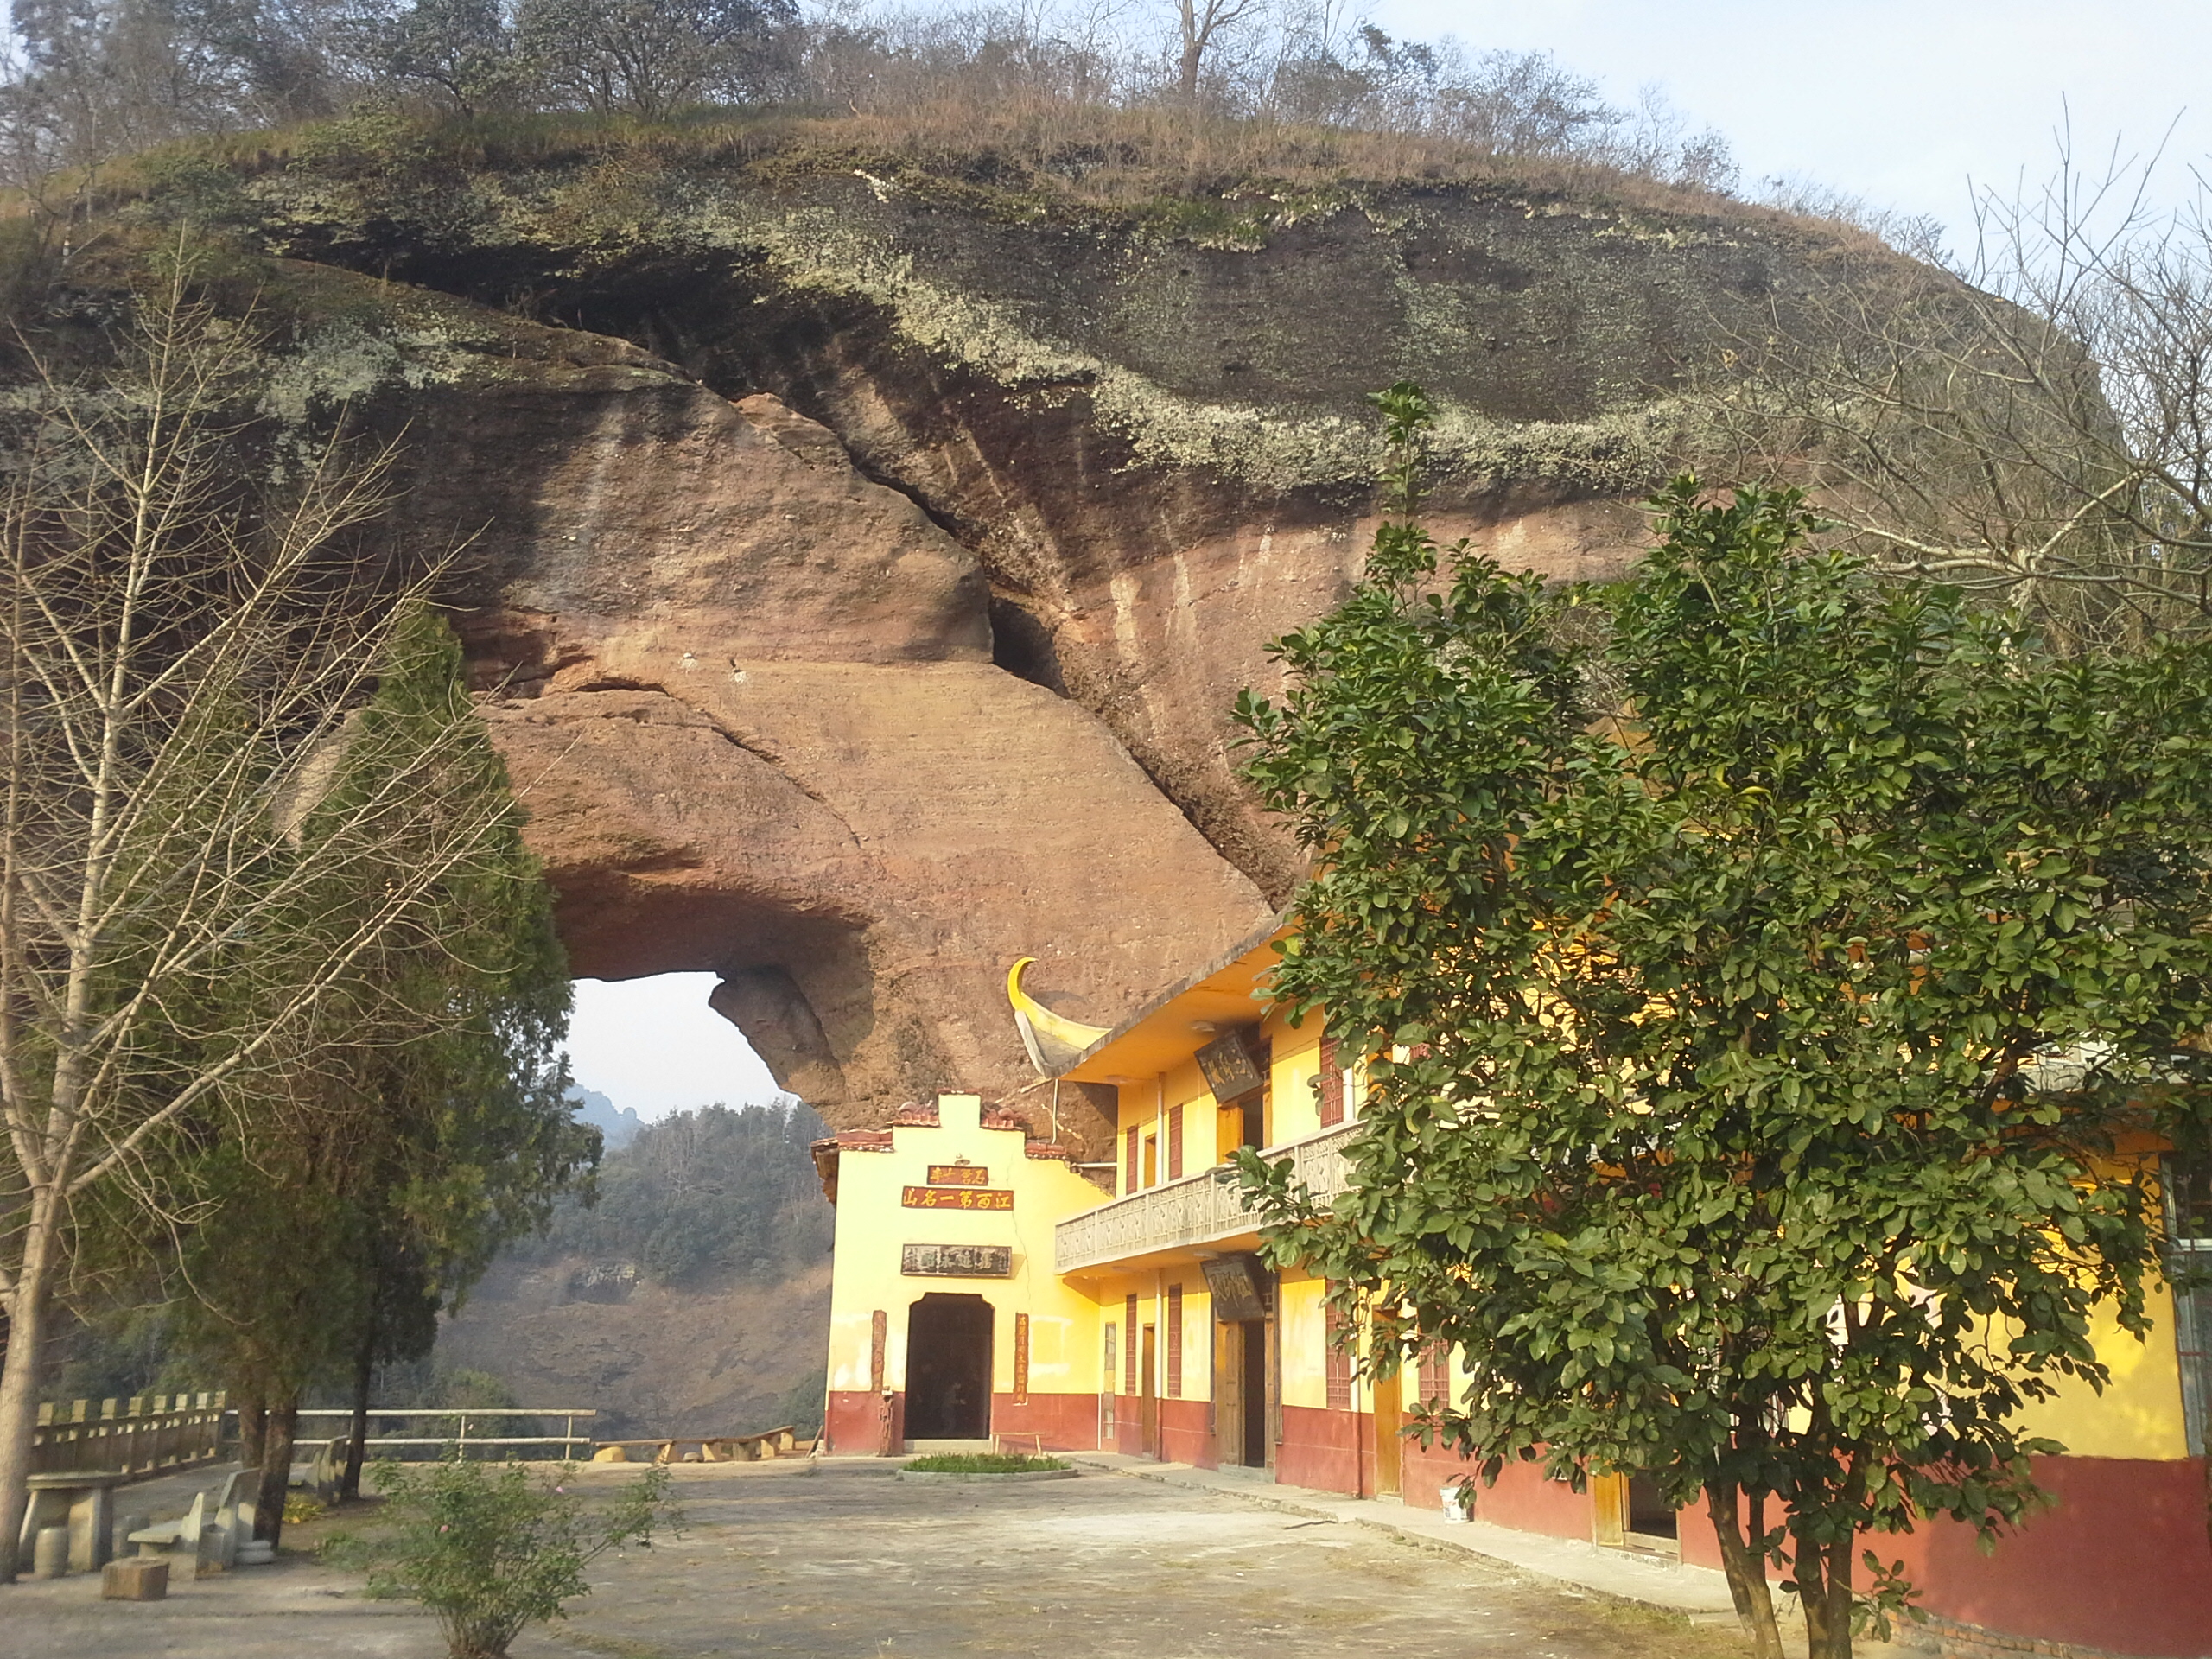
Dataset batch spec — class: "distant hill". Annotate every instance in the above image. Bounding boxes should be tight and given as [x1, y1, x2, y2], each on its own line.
[434, 1099, 833, 1438]
[566, 1086, 644, 1151]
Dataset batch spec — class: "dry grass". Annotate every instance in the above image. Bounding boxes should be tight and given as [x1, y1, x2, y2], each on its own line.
[6, 93, 1907, 255]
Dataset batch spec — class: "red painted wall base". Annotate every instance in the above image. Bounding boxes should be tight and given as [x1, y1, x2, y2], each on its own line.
[1278, 1403, 1363, 1495]
[825, 1389, 904, 1457]
[828, 1390, 1106, 1456]
[987, 1392, 1101, 1452]
[1884, 1456, 2212, 1658]
[1159, 1396, 1212, 1468]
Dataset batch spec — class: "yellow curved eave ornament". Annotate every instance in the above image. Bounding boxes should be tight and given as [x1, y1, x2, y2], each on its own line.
[1007, 957, 1115, 1076]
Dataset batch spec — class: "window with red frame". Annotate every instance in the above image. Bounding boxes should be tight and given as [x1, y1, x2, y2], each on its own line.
[1166, 1285, 1184, 1396]
[1324, 1291, 1354, 1412]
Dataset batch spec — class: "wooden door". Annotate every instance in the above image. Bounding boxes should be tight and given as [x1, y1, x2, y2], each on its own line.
[1591, 1472, 1629, 1548]
[1213, 1321, 1243, 1467]
[1140, 1325, 1159, 1457]
[1370, 1370, 1402, 1497]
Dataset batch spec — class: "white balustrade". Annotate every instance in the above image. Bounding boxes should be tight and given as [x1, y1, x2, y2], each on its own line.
[1054, 1118, 1362, 1274]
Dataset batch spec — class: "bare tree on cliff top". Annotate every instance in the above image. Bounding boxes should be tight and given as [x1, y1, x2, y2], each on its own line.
[1697, 131, 2212, 651]
[0, 255, 527, 1577]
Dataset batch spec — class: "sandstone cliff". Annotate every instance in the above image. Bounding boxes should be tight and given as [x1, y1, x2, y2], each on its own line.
[65, 133, 1901, 1151]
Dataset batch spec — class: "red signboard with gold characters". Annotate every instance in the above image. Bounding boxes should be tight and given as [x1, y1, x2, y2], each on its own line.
[901, 1185, 1014, 1211]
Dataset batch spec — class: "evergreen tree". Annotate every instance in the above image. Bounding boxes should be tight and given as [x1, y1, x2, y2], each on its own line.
[171, 605, 594, 1541]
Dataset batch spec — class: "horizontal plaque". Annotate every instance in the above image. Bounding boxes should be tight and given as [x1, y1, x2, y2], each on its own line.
[903, 1243, 1013, 1278]
[1202, 1254, 1271, 1323]
[902, 1185, 1013, 1211]
[1196, 1029, 1264, 1102]
[926, 1164, 990, 1187]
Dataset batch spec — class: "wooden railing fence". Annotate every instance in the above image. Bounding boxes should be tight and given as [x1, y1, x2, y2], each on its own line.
[31, 1392, 227, 1477]
[292, 1408, 597, 1461]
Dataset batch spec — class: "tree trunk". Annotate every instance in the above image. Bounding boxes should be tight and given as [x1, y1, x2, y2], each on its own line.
[1707, 1484, 1785, 1659]
[255, 1396, 299, 1547]
[1792, 1513, 1855, 1659]
[0, 1199, 60, 1585]
[341, 1322, 375, 1502]
[238, 1395, 268, 1474]
[1176, 0, 1203, 105]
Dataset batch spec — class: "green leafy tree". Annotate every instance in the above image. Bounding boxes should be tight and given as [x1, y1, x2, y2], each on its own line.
[1235, 385, 2212, 1659]
[348, 1458, 678, 1659]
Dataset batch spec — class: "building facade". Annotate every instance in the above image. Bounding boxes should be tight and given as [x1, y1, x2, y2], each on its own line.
[810, 926, 2212, 1657]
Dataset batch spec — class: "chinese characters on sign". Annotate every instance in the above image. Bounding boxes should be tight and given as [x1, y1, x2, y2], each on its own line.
[901, 1185, 1014, 1211]
[901, 1243, 1014, 1278]
[1195, 1029, 1264, 1101]
[925, 1164, 991, 1187]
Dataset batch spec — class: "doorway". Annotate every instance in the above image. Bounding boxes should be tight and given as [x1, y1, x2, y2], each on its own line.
[1214, 1319, 1269, 1469]
[906, 1294, 994, 1440]
[1626, 1475, 1679, 1550]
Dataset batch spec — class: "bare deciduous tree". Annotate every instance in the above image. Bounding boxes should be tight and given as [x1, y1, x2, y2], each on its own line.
[0, 254, 529, 1575]
[1171, 0, 1262, 106]
[1696, 129, 2212, 649]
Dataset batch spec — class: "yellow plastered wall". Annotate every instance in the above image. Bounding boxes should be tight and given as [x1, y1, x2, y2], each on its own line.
[2011, 1276, 2191, 1460]
[1268, 1014, 1326, 1143]
[1114, 1012, 1331, 1181]
[1114, 1058, 1218, 1194]
[824, 1094, 1111, 1400]
[1091, 1268, 1216, 1401]
[1276, 1269, 1335, 1411]
[1405, 1289, 2189, 1463]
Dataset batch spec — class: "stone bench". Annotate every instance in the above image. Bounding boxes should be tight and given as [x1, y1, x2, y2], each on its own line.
[124, 1469, 262, 1581]
[17, 1471, 130, 1575]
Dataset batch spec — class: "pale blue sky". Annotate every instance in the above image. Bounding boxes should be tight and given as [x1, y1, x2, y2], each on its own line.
[568, 2, 2204, 1121]
[566, 975, 782, 1122]
[1365, 0, 2210, 242]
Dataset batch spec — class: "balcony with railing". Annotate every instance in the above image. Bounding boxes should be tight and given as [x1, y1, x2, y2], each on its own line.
[1054, 1118, 1362, 1275]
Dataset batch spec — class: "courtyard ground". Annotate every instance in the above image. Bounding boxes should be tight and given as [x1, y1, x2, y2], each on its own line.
[0, 1458, 1784, 1658]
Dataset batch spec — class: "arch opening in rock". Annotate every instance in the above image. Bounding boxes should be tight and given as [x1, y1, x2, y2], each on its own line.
[565, 972, 787, 1127]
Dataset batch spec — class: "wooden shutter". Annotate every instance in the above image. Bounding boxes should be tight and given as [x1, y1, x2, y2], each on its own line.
[1418, 1342, 1449, 1407]
[1124, 1294, 1140, 1395]
[1324, 1291, 1353, 1413]
[1167, 1103, 1184, 1179]
[1317, 1036, 1344, 1128]
[1166, 1285, 1184, 1396]
[1125, 1124, 1140, 1194]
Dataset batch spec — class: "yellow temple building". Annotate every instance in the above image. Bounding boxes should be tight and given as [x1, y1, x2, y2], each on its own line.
[809, 923, 2212, 1658]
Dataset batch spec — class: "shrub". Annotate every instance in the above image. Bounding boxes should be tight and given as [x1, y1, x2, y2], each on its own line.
[901, 1452, 1067, 1473]
[347, 1458, 681, 1658]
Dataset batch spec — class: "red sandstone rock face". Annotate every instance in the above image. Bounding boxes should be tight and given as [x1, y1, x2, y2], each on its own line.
[238, 177, 1840, 1147]
[383, 318, 1271, 1154]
